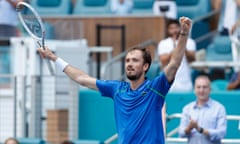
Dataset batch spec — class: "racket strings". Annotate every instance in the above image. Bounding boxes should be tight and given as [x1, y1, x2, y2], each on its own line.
[18, 4, 43, 39]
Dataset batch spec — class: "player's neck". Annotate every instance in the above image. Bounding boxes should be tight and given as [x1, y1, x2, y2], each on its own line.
[130, 75, 145, 90]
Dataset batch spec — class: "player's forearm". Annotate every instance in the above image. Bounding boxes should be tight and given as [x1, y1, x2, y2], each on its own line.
[54, 56, 98, 90]
[170, 32, 188, 69]
[163, 17, 191, 82]
[64, 65, 98, 90]
[164, 33, 188, 81]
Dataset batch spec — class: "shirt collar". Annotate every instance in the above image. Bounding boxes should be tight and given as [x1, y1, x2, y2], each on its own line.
[193, 98, 212, 109]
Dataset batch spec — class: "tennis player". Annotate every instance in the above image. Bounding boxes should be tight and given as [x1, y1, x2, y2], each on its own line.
[38, 16, 192, 144]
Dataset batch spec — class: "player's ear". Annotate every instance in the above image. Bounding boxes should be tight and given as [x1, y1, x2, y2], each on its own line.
[143, 63, 150, 73]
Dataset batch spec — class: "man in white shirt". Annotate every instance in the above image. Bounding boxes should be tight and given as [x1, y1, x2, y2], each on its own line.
[158, 19, 196, 92]
[0, 0, 23, 38]
[220, 0, 240, 35]
[111, 0, 133, 15]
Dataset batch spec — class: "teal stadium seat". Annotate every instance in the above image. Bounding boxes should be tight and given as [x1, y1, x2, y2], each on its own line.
[43, 22, 55, 39]
[73, 0, 111, 15]
[78, 89, 116, 142]
[17, 138, 45, 144]
[146, 61, 160, 80]
[132, 0, 154, 14]
[176, 0, 211, 50]
[206, 35, 232, 61]
[211, 79, 229, 91]
[0, 45, 10, 84]
[176, 0, 210, 19]
[29, 0, 72, 39]
[30, 0, 72, 15]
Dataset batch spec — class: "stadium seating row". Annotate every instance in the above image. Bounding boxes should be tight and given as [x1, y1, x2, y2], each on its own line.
[29, 0, 216, 50]
[29, 0, 210, 17]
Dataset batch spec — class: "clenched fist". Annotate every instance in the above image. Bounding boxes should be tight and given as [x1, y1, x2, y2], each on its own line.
[179, 17, 192, 35]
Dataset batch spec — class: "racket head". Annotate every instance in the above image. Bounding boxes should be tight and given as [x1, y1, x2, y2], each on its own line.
[16, 2, 46, 47]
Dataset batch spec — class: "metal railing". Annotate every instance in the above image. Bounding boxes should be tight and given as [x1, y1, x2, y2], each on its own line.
[0, 74, 78, 142]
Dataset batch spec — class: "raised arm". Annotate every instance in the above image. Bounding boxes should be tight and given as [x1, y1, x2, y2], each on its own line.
[163, 17, 192, 82]
[38, 47, 98, 90]
[7, 0, 24, 8]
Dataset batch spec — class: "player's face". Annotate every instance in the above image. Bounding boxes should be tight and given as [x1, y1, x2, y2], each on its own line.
[125, 50, 146, 80]
[168, 23, 180, 37]
[194, 78, 211, 102]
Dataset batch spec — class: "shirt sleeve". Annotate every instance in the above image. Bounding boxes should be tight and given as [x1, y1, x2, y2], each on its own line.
[157, 39, 172, 55]
[229, 72, 238, 83]
[151, 72, 172, 98]
[96, 80, 119, 98]
[178, 105, 191, 137]
[207, 104, 227, 141]
[186, 38, 196, 51]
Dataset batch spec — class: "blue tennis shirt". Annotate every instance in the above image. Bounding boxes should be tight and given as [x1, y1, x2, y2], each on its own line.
[96, 72, 171, 144]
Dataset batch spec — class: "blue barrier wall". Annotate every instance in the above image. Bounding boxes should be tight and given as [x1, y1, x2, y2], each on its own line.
[78, 89, 116, 143]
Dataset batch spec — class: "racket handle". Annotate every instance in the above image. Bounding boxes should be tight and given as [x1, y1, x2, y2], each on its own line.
[46, 59, 54, 75]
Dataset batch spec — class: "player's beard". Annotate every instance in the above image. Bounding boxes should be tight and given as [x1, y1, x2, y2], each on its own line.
[127, 71, 143, 81]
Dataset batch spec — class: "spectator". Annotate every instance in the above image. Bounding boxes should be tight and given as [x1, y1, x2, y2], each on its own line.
[220, 0, 240, 35]
[153, 0, 177, 19]
[227, 71, 240, 90]
[111, 0, 133, 15]
[4, 137, 19, 144]
[38, 17, 192, 144]
[210, 0, 224, 31]
[0, 0, 23, 38]
[158, 18, 196, 92]
[179, 75, 227, 144]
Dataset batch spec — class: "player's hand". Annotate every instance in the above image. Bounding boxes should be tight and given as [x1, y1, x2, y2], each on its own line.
[179, 17, 192, 35]
[37, 47, 57, 61]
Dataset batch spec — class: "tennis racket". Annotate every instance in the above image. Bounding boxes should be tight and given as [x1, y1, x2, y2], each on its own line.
[16, 1, 54, 75]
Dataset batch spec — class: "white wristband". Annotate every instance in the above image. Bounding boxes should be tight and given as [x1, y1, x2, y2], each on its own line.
[55, 58, 69, 72]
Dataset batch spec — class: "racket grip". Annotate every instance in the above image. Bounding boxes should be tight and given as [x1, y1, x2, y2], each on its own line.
[46, 59, 54, 75]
